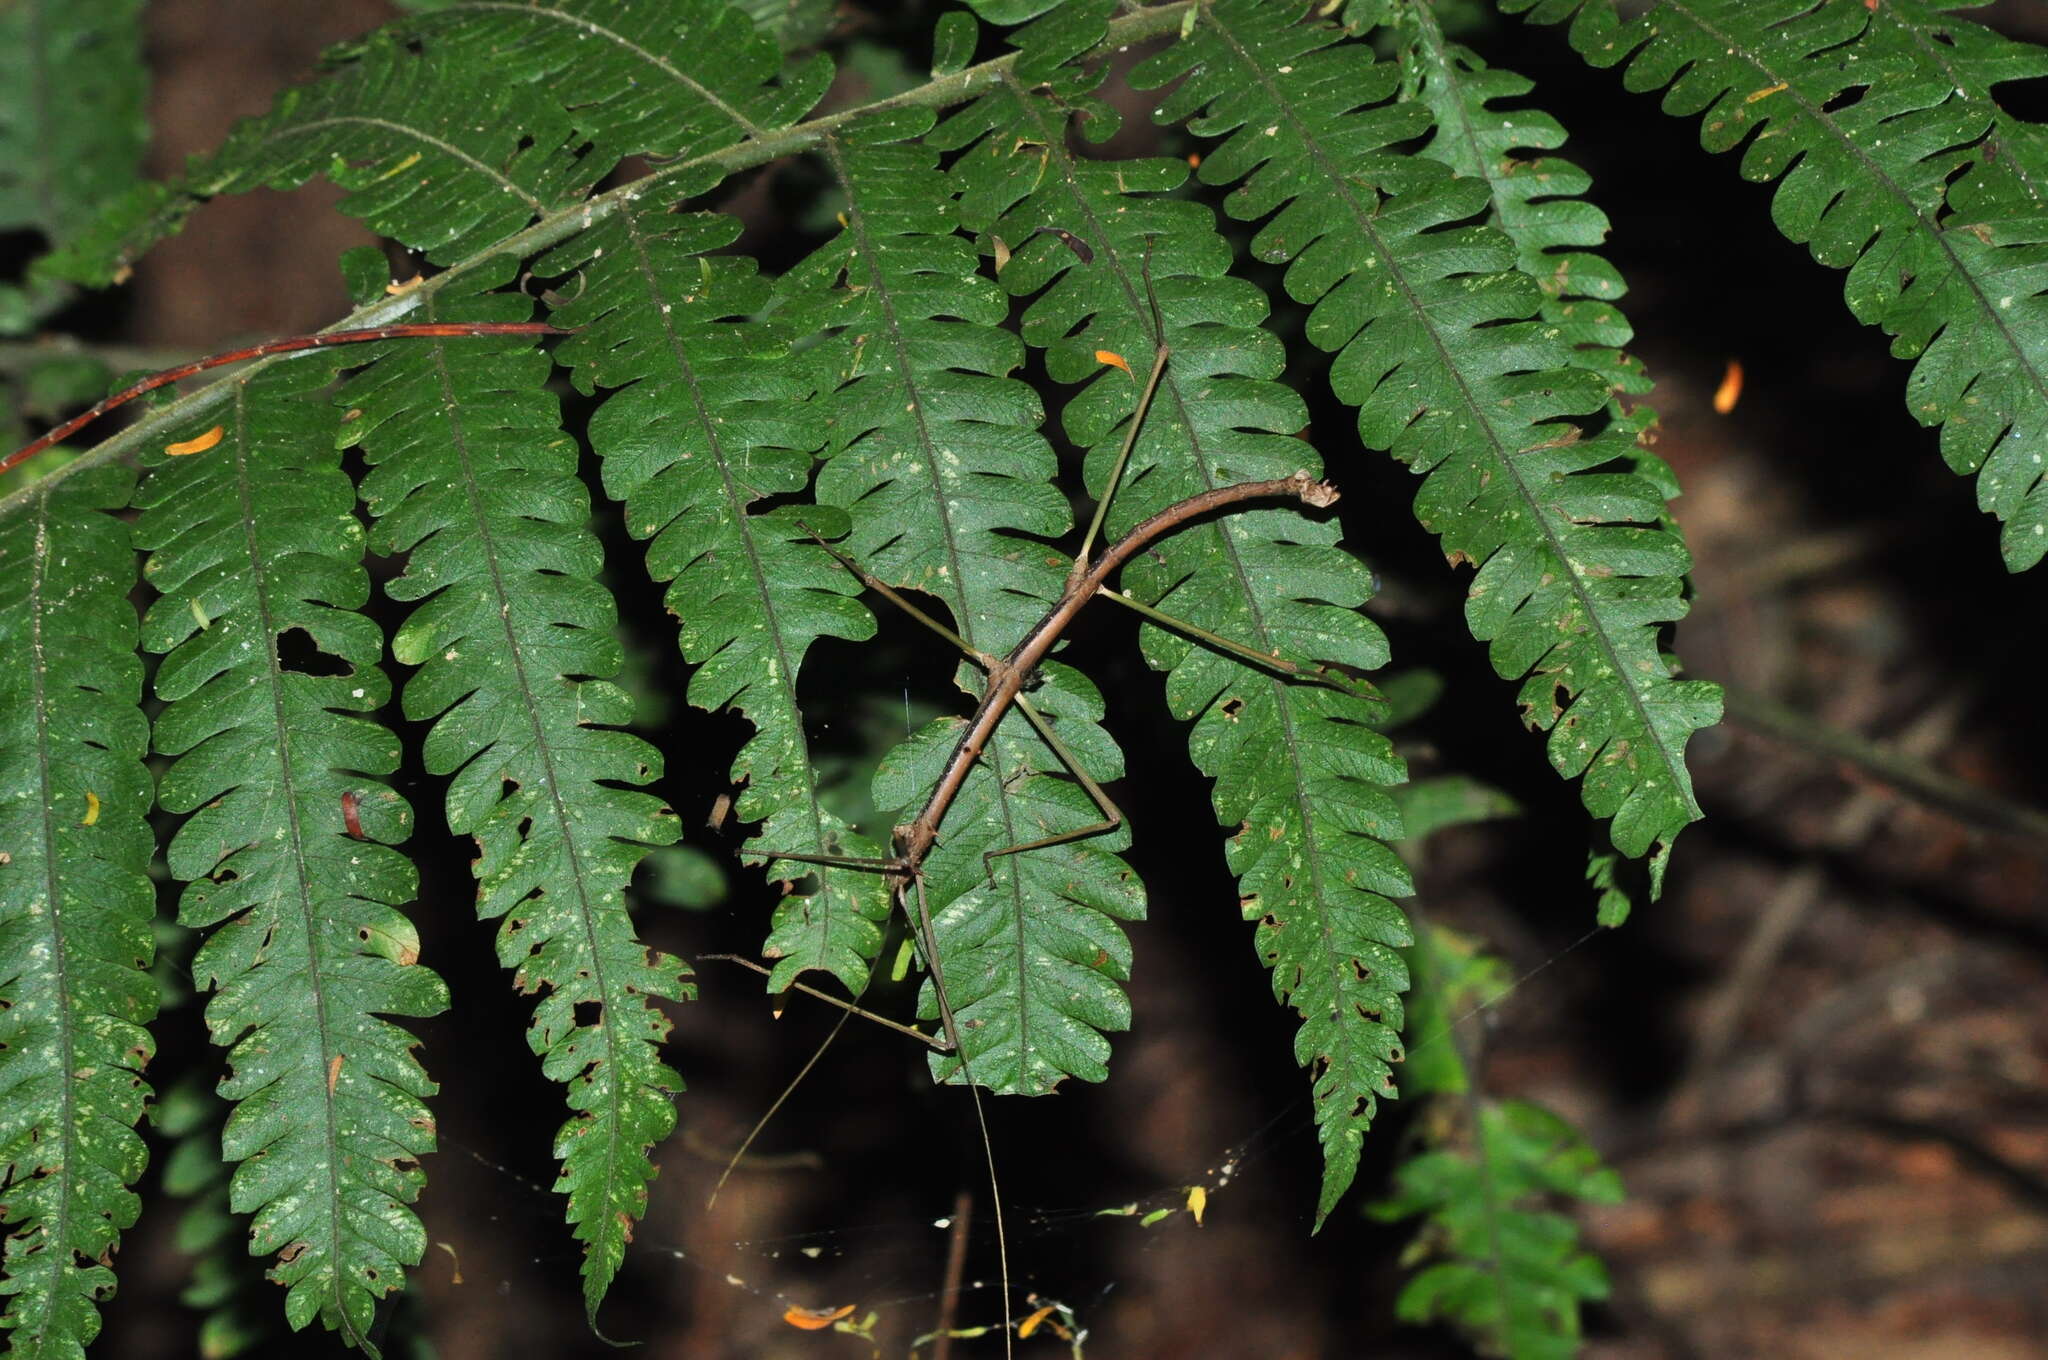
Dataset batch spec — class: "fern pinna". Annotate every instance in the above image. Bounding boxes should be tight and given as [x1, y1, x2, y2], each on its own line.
[8, 0, 2041, 1353]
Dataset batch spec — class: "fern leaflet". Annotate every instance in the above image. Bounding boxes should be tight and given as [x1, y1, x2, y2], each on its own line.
[540, 205, 891, 995]
[339, 263, 686, 1318]
[1507, 0, 2048, 570]
[0, 465, 155, 1360]
[395, 0, 832, 169]
[1141, 0, 1719, 883]
[938, 63, 1411, 1223]
[135, 362, 447, 1347]
[786, 111, 1144, 1095]
[46, 39, 600, 287]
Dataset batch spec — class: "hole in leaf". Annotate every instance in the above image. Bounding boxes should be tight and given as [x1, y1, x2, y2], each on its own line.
[573, 1000, 603, 1029]
[1220, 696, 1245, 720]
[1819, 84, 1871, 116]
[274, 627, 351, 677]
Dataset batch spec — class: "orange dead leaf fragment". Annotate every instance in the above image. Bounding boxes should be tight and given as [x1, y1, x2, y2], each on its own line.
[1745, 82, 1787, 104]
[1017, 1304, 1059, 1339]
[782, 1303, 855, 1331]
[327, 1055, 344, 1094]
[1187, 152, 1202, 169]
[992, 235, 1012, 273]
[1712, 359, 1743, 414]
[165, 425, 224, 456]
[1094, 349, 1131, 375]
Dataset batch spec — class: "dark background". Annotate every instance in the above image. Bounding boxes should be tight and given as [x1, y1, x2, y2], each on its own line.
[17, 2, 2048, 1356]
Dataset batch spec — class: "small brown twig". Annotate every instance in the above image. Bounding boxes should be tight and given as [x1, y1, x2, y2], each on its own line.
[0, 322, 568, 478]
[931, 1189, 973, 1360]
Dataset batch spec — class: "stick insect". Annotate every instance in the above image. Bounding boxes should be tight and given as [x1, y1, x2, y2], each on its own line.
[717, 244, 1382, 1355]
[4, 281, 1377, 1352]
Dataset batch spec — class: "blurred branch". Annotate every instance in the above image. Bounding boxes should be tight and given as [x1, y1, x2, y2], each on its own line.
[0, 338, 198, 377]
[1719, 684, 2048, 850]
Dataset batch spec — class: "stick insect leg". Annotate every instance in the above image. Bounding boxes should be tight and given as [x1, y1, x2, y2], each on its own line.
[746, 841, 1013, 1350]
[977, 691, 1126, 883]
[900, 870, 1013, 1358]
[699, 953, 950, 1051]
[793, 521, 1004, 673]
[1091, 586, 1387, 704]
[702, 912, 926, 1210]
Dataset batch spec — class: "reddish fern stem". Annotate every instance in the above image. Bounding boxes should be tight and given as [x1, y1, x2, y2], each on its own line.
[0, 322, 568, 478]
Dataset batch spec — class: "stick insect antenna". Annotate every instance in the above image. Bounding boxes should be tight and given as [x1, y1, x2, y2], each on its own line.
[1070, 237, 1168, 585]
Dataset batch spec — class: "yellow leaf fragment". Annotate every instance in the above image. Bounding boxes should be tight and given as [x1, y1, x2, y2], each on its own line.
[165, 425, 224, 456]
[375, 151, 423, 181]
[81, 791, 101, 826]
[1713, 359, 1744, 414]
[1745, 82, 1788, 104]
[1187, 1184, 1208, 1225]
[782, 1303, 855, 1331]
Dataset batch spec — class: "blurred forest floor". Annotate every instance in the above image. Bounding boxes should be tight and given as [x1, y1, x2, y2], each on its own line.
[51, 2, 2048, 1357]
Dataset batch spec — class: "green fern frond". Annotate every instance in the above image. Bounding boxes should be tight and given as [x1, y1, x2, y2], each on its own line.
[785, 111, 1144, 1095]
[0, 465, 155, 1360]
[0, 0, 147, 245]
[135, 363, 447, 1349]
[871, 659, 1138, 1094]
[939, 70, 1412, 1224]
[1374, 927, 1622, 1360]
[337, 264, 686, 1318]
[1141, 0, 1720, 881]
[50, 42, 601, 287]
[1507, 0, 2048, 569]
[539, 207, 890, 995]
[1396, 0, 1688, 535]
[396, 0, 832, 166]
[1400, 5, 1648, 400]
